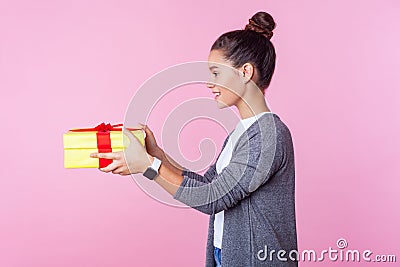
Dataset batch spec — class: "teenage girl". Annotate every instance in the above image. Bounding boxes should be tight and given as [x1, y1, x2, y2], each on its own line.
[91, 11, 298, 267]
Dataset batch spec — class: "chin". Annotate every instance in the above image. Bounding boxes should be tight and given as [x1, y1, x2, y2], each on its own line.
[216, 101, 230, 109]
[217, 104, 226, 109]
[216, 94, 239, 109]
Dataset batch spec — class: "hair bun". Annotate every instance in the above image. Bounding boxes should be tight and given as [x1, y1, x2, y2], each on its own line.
[244, 11, 276, 40]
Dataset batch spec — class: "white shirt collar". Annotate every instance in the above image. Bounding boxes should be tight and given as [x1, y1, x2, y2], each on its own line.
[236, 111, 272, 130]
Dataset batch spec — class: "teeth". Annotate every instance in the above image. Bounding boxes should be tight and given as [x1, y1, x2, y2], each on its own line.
[214, 92, 221, 96]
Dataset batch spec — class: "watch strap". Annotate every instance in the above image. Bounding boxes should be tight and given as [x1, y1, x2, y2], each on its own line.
[151, 157, 162, 173]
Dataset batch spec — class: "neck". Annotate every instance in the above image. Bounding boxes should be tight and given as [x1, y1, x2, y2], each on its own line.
[236, 86, 271, 120]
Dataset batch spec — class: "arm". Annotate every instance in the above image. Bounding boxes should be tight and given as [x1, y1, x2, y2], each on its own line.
[153, 149, 218, 182]
[93, 123, 278, 214]
[153, 127, 279, 215]
[152, 149, 185, 176]
[147, 121, 231, 181]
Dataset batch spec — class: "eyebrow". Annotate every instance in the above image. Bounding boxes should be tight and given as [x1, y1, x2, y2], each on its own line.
[209, 66, 219, 70]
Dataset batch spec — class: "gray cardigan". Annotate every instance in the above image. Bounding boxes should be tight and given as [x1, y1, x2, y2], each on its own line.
[173, 113, 298, 266]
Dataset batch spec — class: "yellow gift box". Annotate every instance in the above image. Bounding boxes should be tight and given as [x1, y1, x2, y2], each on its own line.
[63, 122, 145, 168]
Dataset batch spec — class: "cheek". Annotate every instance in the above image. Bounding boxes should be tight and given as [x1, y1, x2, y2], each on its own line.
[213, 70, 243, 102]
[218, 87, 241, 105]
[220, 78, 243, 99]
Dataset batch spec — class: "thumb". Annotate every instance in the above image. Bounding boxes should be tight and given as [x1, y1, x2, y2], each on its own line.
[123, 128, 139, 145]
[136, 123, 148, 139]
[138, 123, 152, 136]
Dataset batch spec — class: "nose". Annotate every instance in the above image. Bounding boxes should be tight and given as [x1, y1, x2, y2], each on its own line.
[206, 80, 215, 88]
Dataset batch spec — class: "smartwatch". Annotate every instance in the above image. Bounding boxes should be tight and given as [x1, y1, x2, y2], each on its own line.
[143, 157, 162, 180]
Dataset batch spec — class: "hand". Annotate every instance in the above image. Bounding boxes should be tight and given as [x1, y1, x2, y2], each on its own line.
[138, 123, 163, 157]
[90, 128, 154, 175]
[90, 151, 129, 175]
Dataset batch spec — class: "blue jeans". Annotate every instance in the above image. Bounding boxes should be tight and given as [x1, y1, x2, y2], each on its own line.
[214, 246, 221, 267]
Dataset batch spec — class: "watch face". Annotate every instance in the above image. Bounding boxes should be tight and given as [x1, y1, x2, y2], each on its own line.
[143, 168, 157, 180]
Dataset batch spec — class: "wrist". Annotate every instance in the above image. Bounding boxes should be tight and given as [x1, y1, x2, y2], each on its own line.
[148, 154, 155, 165]
[142, 154, 155, 173]
[151, 148, 165, 160]
[142, 155, 162, 180]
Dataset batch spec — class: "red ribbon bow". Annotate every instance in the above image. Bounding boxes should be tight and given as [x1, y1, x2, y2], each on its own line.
[70, 122, 139, 132]
[94, 122, 123, 132]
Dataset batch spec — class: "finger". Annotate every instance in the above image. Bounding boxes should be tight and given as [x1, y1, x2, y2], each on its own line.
[140, 123, 153, 136]
[137, 123, 147, 139]
[90, 152, 120, 160]
[99, 162, 119, 173]
[112, 166, 126, 175]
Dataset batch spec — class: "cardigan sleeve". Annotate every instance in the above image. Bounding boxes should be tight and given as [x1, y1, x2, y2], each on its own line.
[181, 163, 217, 183]
[173, 125, 279, 215]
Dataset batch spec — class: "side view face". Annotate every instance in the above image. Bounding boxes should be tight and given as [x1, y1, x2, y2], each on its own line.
[207, 49, 256, 109]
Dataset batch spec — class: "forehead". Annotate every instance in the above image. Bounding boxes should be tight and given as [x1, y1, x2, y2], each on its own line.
[208, 49, 225, 62]
[208, 50, 231, 69]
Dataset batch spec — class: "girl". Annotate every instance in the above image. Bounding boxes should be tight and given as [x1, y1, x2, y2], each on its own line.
[91, 11, 298, 266]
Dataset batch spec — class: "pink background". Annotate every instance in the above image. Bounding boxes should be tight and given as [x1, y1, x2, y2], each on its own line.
[1, 0, 399, 266]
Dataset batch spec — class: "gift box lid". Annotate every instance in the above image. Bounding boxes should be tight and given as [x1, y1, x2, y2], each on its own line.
[63, 123, 146, 149]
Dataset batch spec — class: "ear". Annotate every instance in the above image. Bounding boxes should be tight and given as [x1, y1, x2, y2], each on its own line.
[240, 63, 254, 84]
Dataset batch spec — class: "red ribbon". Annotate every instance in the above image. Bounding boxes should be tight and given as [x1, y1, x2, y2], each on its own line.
[70, 122, 141, 168]
[69, 122, 140, 132]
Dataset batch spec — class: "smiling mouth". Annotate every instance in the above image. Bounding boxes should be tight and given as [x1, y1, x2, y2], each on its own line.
[212, 92, 221, 98]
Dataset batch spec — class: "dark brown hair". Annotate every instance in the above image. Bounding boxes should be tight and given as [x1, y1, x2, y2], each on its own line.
[211, 11, 276, 92]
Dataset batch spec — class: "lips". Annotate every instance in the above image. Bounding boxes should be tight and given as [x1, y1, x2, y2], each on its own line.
[212, 91, 221, 98]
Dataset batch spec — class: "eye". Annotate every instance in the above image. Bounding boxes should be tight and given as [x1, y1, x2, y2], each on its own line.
[213, 72, 219, 77]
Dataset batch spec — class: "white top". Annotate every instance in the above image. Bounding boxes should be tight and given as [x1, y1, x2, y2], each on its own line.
[213, 111, 272, 248]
